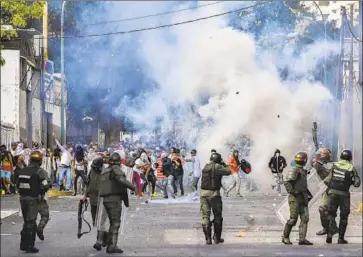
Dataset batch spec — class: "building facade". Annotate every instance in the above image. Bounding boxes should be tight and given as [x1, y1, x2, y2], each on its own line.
[0, 31, 67, 149]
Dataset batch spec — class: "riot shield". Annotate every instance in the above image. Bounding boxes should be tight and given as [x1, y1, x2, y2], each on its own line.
[95, 196, 110, 232]
[120, 165, 133, 236]
[275, 168, 326, 224]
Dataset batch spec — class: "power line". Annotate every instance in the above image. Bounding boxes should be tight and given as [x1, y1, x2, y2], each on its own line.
[344, 14, 362, 42]
[49, 1, 270, 40]
[85, 1, 223, 26]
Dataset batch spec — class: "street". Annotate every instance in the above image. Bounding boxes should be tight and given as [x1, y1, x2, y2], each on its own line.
[1, 190, 362, 257]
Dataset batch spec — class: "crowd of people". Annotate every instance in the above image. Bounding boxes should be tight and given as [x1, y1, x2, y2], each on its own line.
[1, 134, 269, 199]
[2, 131, 361, 254]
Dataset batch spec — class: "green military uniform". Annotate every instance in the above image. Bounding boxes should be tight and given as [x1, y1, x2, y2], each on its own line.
[98, 157, 135, 253]
[16, 161, 50, 253]
[85, 157, 108, 251]
[200, 155, 231, 245]
[36, 168, 52, 241]
[282, 165, 313, 245]
[324, 159, 361, 244]
[315, 161, 337, 235]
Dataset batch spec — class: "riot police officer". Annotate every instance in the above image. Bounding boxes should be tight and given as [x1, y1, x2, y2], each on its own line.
[200, 152, 231, 245]
[15, 150, 51, 253]
[98, 152, 135, 253]
[83, 157, 109, 250]
[314, 148, 337, 236]
[324, 150, 361, 244]
[282, 152, 313, 245]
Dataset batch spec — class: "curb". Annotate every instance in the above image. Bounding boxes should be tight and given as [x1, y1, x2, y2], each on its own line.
[48, 190, 73, 197]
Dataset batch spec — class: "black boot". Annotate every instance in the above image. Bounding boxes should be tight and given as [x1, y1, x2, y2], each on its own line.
[106, 233, 123, 254]
[102, 232, 110, 247]
[213, 221, 224, 244]
[59, 184, 64, 191]
[93, 231, 104, 251]
[202, 223, 212, 245]
[25, 229, 39, 253]
[20, 230, 27, 251]
[326, 219, 334, 244]
[36, 227, 44, 241]
[316, 214, 328, 235]
[298, 222, 313, 245]
[282, 223, 293, 245]
[337, 220, 348, 244]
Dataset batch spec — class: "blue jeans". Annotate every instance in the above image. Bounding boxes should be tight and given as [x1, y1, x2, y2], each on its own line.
[58, 167, 72, 190]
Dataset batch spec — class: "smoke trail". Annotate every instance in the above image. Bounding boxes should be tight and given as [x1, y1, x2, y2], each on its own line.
[66, 1, 340, 189]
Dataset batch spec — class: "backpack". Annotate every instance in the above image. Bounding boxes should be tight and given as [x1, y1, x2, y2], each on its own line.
[240, 160, 251, 174]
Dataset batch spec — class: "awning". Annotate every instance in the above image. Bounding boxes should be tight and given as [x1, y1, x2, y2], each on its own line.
[20, 55, 38, 69]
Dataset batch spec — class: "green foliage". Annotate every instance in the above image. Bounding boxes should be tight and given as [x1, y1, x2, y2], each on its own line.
[0, 0, 44, 66]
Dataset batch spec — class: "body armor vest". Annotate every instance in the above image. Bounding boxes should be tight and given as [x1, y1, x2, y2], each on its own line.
[17, 166, 41, 197]
[99, 165, 125, 197]
[329, 166, 352, 192]
[201, 163, 221, 191]
[294, 168, 308, 193]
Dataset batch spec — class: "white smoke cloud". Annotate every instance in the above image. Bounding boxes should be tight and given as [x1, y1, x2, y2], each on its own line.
[81, 1, 338, 189]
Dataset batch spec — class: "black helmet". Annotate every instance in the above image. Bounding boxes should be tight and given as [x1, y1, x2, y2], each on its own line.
[211, 149, 217, 153]
[340, 150, 352, 161]
[294, 151, 308, 166]
[275, 149, 281, 154]
[76, 144, 83, 151]
[29, 150, 43, 165]
[211, 153, 222, 163]
[109, 152, 121, 165]
[91, 157, 104, 169]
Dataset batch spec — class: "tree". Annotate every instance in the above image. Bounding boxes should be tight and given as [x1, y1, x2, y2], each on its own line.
[0, 0, 45, 66]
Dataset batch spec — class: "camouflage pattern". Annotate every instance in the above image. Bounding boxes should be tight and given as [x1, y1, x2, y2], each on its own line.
[200, 190, 223, 226]
[37, 198, 49, 230]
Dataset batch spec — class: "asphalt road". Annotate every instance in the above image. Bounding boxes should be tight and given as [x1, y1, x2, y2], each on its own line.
[1, 189, 362, 257]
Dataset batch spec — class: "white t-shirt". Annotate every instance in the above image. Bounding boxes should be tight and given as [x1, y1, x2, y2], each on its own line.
[192, 156, 201, 178]
[133, 158, 146, 175]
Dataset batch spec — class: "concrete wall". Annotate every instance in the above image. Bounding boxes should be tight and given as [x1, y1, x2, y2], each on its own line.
[1, 50, 20, 142]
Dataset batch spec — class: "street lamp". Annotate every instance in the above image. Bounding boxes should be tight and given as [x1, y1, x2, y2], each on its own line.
[60, 1, 67, 144]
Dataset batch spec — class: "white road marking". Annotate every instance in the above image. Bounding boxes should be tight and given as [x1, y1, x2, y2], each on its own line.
[1, 210, 18, 219]
[1, 234, 12, 236]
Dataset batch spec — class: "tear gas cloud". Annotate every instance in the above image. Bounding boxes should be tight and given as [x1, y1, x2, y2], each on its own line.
[71, 1, 339, 189]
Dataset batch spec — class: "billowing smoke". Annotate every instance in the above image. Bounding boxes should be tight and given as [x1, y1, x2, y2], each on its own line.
[67, 1, 340, 189]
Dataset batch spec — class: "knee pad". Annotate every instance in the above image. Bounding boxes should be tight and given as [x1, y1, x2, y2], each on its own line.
[340, 209, 350, 219]
[300, 216, 309, 223]
[339, 217, 348, 226]
[113, 222, 121, 231]
[287, 219, 297, 226]
[202, 219, 210, 226]
[319, 206, 328, 215]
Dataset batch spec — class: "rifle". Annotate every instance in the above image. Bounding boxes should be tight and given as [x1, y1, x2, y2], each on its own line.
[312, 122, 319, 152]
[77, 199, 92, 239]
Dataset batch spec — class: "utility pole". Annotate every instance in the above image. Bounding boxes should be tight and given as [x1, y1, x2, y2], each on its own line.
[359, 0, 363, 171]
[348, 4, 354, 152]
[331, 6, 346, 161]
[60, 1, 67, 144]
